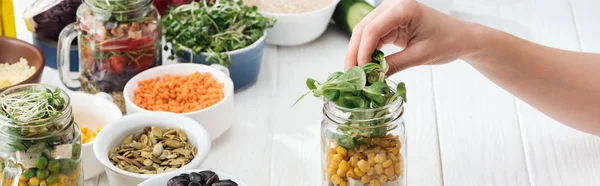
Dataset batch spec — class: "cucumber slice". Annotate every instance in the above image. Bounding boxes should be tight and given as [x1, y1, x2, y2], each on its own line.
[333, 0, 375, 35]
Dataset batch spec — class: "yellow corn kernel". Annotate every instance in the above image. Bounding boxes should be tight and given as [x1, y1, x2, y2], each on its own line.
[81, 127, 89, 133]
[364, 149, 374, 155]
[327, 154, 334, 164]
[48, 184, 58, 186]
[339, 179, 347, 186]
[356, 160, 370, 172]
[40, 180, 47, 186]
[354, 167, 365, 177]
[370, 179, 381, 186]
[367, 168, 375, 176]
[389, 153, 398, 161]
[394, 162, 402, 174]
[373, 146, 382, 152]
[58, 174, 69, 183]
[389, 175, 399, 181]
[382, 160, 393, 168]
[368, 157, 376, 166]
[336, 168, 345, 177]
[331, 162, 339, 169]
[19, 174, 27, 181]
[333, 154, 343, 162]
[374, 154, 386, 164]
[353, 153, 364, 160]
[349, 156, 359, 167]
[19, 182, 28, 186]
[379, 175, 388, 182]
[361, 175, 371, 183]
[28, 177, 40, 185]
[330, 175, 342, 185]
[339, 160, 350, 171]
[346, 168, 355, 178]
[380, 140, 389, 147]
[336, 146, 347, 156]
[385, 167, 395, 178]
[375, 164, 384, 175]
[328, 167, 337, 177]
[348, 150, 355, 157]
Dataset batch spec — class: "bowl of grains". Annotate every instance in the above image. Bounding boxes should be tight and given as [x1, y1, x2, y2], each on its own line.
[123, 63, 235, 140]
[0, 36, 45, 91]
[244, 0, 340, 46]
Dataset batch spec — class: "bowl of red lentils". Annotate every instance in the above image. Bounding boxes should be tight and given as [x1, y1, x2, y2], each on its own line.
[123, 63, 235, 140]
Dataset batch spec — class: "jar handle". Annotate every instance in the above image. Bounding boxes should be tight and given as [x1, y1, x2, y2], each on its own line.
[57, 23, 81, 91]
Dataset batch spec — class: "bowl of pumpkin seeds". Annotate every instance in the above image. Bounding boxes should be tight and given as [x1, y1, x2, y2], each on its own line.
[93, 112, 211, 186]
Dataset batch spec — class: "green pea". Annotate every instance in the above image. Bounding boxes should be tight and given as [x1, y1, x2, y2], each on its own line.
[22, 168, 36, 179]
[0, 162, 5, 171]
[48, 160, 60, 173]
[35, 156, 48, 169]
[36, 169, 49, 179]
[46, 173, 58, 184]
[59, 160, 72, 174]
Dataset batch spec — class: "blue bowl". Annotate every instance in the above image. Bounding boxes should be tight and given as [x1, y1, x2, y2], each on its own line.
[32, 35, 79, 71]
[176, 36, 266, 90]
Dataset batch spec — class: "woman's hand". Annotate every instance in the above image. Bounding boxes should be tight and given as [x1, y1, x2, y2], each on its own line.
[345, 0, 479, 74]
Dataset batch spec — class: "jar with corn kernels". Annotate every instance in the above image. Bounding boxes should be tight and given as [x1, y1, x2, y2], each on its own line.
[321, 87, 406, 186]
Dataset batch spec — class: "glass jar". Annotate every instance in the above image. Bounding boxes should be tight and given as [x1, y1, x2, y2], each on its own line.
[0, 84, 83, 186]
[58, 0, 162, 113]
[321, 81, 407, 186]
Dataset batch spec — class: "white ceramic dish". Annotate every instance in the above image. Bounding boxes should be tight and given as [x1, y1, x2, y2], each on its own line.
[259, 0, 340, 46]
[123, 63, 235, 140]
[93, 112, 212, 186]
[138, 169, 247, 186]
[69, 92, 122, 180]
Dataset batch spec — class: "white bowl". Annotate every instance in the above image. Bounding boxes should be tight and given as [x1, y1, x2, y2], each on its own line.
[138, 169, 247, 186]
[69, 92, 122, 180]
[93, 112, 212, 186]
[123, 63, 235, 140]
[260, 0, 341, 46]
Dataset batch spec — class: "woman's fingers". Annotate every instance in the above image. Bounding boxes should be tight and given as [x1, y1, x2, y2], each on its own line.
[345, 1, 393, 70]
[357, 1, 417, 66]
[385, 43, 428, 75]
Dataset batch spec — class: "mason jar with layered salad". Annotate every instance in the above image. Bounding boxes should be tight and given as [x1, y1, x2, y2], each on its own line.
[0, 84, 83, 186]
[321, 81, 407, 186]
[58, 0, 162, 112]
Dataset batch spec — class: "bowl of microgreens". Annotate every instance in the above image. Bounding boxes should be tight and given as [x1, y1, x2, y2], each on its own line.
[162, 0, 275, 91]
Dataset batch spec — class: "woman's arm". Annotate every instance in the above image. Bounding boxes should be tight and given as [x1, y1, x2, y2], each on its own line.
[345, 0, 600, 135]
[465, 25, 600, 135]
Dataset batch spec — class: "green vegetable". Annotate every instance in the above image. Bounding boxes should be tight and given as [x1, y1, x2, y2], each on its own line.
[23, 168, 36, 179]
[28, 142, 48, 153]
[46, 173, 58, 184]
[36, 169, 49, 179]
[295, 50, 407, 149]
[35, 156, 48, 169]
[333, 0, 375, 35]
[88, 0, 148, 22]
[47, 160, 60, 173]
[0, 87, 65, 122]
[162, 0, 276, 66]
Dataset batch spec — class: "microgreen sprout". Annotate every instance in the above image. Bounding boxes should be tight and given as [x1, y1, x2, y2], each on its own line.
[0, 87, 66, 123]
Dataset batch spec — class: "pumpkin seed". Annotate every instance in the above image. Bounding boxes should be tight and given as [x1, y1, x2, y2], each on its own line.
[109, 126, 197, 174]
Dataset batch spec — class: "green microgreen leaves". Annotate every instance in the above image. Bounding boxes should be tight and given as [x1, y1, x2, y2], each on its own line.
[162, 1, 276, 66]
[295, 50, 408, 149]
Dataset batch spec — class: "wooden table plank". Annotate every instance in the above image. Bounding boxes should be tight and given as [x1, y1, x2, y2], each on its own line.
[571, 0, 600, 52]
[434, 1, 531, 186]
[506, 1, 600, 186]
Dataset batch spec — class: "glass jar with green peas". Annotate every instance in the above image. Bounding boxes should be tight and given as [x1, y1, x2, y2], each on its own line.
[0, 84, 83, 186]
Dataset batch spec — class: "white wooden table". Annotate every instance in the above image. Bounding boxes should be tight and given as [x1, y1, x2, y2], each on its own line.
[11, 0, 600, 185]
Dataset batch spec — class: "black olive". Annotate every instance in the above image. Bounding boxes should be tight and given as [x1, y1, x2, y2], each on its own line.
[188, 182, 202, 186]
[174, 180, 190, 186]
[205, 174, 219, 186]
[189, 172, 205, 183]
[198, 170, 217, 181]
[168, 175, 190, 186]
[211, 179, 238, 186]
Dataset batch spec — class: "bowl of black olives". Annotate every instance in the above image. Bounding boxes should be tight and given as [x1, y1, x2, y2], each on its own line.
[137, 169, 245, 186]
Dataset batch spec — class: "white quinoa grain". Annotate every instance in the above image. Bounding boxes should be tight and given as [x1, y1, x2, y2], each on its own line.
[244, 0, 334, 14]
[0, 58, 36, 89]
